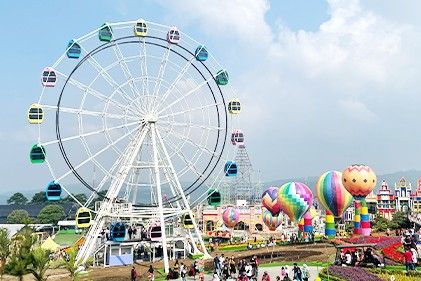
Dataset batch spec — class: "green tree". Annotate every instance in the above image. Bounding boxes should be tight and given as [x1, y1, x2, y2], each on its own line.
[37, 205, 65, 225]
[0, 228, 10, 278]
[7, 209, 31, 224]
[87, 190, 108, 209]
[28, 246, 51, 281]
[391, 211, 411, 229]
[63, 246, 80, 281]
[5, 227, 36, 281]
[62, 193, 87, 205]
[7, 192, 28, 205]
[372, 214, 390, 232]
[30, 192, 48, 204]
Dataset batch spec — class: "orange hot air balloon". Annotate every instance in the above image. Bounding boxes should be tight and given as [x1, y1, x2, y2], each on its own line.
[342, 164, 377, 200]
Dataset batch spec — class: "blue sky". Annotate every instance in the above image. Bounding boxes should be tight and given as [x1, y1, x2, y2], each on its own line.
[2, 0, 421, 193]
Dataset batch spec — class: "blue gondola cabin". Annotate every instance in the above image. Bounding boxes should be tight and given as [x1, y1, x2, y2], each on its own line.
[195, 45, 208, 61]
[224, 161, 237, 177]
[67, 40, 81, 59]
[45, 181, 62, 201]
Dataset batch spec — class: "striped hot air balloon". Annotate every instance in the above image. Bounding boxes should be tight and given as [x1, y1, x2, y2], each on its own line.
[261, 187, 281, 216]
[316, 171, 353, 217]
[262, 207, 282, 231]
[222, 207, 239, 228]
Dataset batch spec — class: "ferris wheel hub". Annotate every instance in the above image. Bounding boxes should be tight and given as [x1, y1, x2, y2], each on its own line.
[144, 113, 158, 123]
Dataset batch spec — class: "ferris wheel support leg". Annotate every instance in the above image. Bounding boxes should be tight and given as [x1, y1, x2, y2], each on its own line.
[150, 123, 170, 273]
[155, 129, 211, 259]
[77, 125, 150, 265]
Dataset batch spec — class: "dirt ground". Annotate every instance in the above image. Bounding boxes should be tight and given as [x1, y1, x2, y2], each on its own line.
[1, 242, 335, 281]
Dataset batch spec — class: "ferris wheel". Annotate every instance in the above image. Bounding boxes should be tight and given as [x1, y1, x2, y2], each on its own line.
[28, 19, 242, 269]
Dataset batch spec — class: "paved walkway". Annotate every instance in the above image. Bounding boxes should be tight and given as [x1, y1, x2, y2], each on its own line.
[195, 266, 322, 281]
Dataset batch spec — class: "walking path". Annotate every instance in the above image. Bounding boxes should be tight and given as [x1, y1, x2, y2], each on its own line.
[199, 265, 322, 281]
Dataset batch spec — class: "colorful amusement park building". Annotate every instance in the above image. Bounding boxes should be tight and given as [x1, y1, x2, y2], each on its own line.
[411, 179, 421, 213]
[376, 180, 396, 220]
[394, 177, 412, 212]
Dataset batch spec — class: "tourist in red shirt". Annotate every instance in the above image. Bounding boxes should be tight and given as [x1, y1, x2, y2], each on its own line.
[404, 247, 414, 271]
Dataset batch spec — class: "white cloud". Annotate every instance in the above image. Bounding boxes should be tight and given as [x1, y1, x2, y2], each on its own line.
[158, 0, 421, 180]
[339, 99, 378, 123]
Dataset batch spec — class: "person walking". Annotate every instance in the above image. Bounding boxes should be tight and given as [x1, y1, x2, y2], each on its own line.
[262, 271, 270, 281]
[292, 263, 302, 281]
[245, 263, 253, 280]
[404, 248, 414, 272]
[128, 226, 133, 240]
[410, 247, 418, 270]
[148, 265, 154, 281]
[180, 262, 187, 281]
[301, 264, 309, 281]
[130, 266, 138, 281]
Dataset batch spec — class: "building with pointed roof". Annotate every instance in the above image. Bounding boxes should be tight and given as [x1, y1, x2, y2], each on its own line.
[394, 177, 412, 212]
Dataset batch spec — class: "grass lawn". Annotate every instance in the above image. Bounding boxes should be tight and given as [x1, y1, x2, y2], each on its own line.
[53, 233, 82, 247]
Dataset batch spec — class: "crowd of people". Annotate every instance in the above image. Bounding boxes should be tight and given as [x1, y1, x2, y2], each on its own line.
[401, 229, 419, 271]
[100, 224, 149, 242]
[338, 247, 383, 267]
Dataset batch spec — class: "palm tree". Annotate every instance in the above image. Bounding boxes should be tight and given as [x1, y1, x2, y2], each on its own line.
[63, 246, 80, 281]
[0, 228, 10, 279]
[5, 226, 36, 281]
[28, 246, 51, 281]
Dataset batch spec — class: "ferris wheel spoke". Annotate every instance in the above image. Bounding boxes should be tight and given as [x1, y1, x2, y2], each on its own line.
[56, 71, 135, 115]
[159, 121, 223, 131]
[157, 76, 215, 115]
[109, 31, 143, 100]
[159, 102, 222, 119]
[164, 136, 205, 179]
[79, 45, 142, 113]
[149, 45, 171, 112]
[156, 56, 195, 113]
[42, 105, 138, 121]
[42, 120, 144, 146]
[85, 130, 140, 207]
[138, 38, 151, 114]
[165, 129, 216, 157]
[55, 123, 143, 182]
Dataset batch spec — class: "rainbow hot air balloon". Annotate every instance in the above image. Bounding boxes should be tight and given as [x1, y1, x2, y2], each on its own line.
[277, 182, 313, 222]
[222, 207, 239, 228]
[316, 171, 353, 217]
[262, 207, 282, 231]
[261, 187, 281, 215]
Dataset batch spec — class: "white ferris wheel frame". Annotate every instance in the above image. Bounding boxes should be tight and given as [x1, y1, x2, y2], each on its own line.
[34, 19, 241, 271]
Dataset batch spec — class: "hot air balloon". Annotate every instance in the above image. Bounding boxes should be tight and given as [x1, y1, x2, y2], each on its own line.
[222, 207, 239, 228]
[261, 187, 281, 215]
[277, 182, 313, 222]
[262, 207, 282, 231]
[342, 164, 377, 200]
[316, 171, 353, 217]
[342, 164, 377, 236]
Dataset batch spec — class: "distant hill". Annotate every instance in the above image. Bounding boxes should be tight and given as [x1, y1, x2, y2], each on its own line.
[264, 169, 421, 194]
[2, 170, 420, 204]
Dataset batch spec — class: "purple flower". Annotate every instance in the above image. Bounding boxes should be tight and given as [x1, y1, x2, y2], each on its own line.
[327, 266, 383, 281]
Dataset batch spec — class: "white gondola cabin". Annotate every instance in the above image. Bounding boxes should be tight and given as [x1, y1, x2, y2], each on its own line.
[41, 67, 57, 87]
[231, 130, 244, 146]
[167, 27, 180, 44]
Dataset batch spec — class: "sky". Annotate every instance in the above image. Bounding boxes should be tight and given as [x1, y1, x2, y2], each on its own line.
[1, 0, 421, 193]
